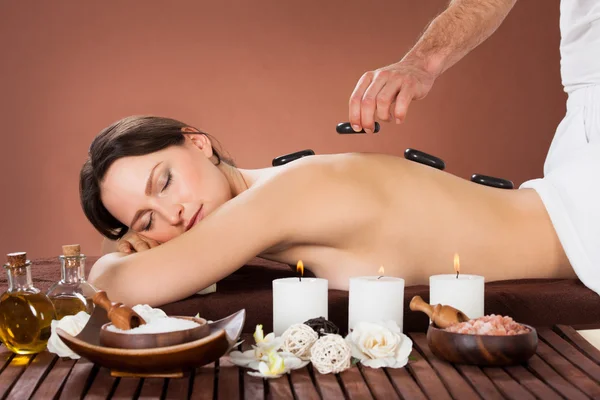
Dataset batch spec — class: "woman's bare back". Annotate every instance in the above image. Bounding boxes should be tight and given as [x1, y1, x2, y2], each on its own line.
[255, 153, 574, 289]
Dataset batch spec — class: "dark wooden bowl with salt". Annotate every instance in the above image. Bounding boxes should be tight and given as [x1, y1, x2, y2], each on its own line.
[427, 324, 538, 366]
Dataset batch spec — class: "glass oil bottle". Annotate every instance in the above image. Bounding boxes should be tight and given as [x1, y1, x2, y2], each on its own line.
[0, 252, 57, 354]
[46, 244, 96, 320]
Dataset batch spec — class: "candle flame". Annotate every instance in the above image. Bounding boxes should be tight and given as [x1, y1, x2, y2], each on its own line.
[454, 253, 460, 277]
[378, 266, 385, 275]
[296, 260, 304, 277]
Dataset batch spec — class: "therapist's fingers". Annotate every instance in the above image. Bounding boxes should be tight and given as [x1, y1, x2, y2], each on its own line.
[375, 79, 404, 123]
[360, 71, 389, 133]
[349, 72, 374, 132]
[394, 84, 416, 124]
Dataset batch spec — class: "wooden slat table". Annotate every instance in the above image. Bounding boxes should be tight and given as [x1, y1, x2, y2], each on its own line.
[1, 325, 599, 399]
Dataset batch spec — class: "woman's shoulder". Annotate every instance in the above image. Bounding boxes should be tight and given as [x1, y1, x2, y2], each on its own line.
[256, 152, 397, 184]
[241, 152, 397, 212]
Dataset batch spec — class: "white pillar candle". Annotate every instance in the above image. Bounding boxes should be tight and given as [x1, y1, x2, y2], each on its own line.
[348, 275, 405, 332]
[272, 277, 328, 336]
[429, 274, 485, 320]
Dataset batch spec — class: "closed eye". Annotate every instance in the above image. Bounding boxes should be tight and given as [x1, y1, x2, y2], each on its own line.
[161, 171, 173, 192]
[142, 212, 154, 231]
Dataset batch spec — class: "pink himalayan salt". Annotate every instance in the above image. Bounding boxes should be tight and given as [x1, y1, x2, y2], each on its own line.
[444, 314, 530, 335]
[106, 317, 200, 334]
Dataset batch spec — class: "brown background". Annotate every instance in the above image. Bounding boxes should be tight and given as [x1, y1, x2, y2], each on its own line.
[0, 1, 565, 259]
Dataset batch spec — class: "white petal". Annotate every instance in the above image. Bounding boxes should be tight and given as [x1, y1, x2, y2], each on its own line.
[395, 335, 413, 362]
[229, 350, 259, 368]
[382, 320, 401, 334]
[345, 337, 367, 360]
[264, 332, 276, 341]
[362, 357, 392, 368]
[271, 337, 284, 349]
[258, 361, 271, 375]
[280, 354, 307, 370]
[387, 357, 409, 369]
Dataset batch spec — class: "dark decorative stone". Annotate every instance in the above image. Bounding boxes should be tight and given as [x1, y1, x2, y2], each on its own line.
[404, 148, 446, 170]
[336, 122, 380, 134]
[272, 149, 315, 167]
[304, 317, 340, 337]
[471, 174, 514, 189]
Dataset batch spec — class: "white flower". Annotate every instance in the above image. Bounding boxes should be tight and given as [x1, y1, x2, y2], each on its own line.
[47, 311, 91, 359]
[229, 325, 307, 377]
[230, 324, 284, 369]
[132, 304, 167, 323]
[248, 352, 286, 378]
[247, 352, 306, 379]
[345, 320, 413, 368]
[253, 324, 284, 358]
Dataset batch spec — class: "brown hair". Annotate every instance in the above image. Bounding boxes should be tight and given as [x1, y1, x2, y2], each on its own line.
[79, 115, 232, 240]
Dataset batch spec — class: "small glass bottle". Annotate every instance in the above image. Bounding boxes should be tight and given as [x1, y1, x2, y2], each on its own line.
[0, 252, 57, 354]
[46, 244, 96, 320]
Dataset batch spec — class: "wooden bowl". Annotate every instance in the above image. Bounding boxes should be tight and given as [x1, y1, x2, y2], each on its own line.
[57, 309, 245, 377]
[99, 316, 210, 349]
[427, 323, 538, 366]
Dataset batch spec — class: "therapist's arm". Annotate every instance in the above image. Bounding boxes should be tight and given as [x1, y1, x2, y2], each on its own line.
[349, 0, 518, 132]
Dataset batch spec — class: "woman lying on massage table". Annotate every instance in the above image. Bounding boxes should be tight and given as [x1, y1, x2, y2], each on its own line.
[82, 115, 575, 307]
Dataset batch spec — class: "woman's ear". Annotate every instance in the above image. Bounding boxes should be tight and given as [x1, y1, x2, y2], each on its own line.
[182, 127, 214, 159]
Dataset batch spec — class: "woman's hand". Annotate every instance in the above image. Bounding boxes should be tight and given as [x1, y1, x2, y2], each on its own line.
[117, 231, 161, 253]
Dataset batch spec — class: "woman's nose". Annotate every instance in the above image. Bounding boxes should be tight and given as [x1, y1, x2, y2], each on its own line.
[164, 204, 184, 226]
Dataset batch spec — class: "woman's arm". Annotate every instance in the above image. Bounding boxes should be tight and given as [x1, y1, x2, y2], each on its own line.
[88, 172, 290, 307]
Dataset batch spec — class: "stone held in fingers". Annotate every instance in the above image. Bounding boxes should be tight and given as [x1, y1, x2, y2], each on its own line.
[336, 122, 380, 134]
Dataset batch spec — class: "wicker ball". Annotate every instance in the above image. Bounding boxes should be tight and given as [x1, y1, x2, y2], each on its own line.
[281, 324, 319, 360]
[304, 317, 340, 337]
[310, 334, 352, 374]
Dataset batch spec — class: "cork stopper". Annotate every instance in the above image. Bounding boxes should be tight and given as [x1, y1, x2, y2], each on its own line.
[62, 244, 81, 257]
[6, 252, 28, 268]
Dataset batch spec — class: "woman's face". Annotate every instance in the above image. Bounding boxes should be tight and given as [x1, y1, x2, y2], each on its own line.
[100, 133, 232, 243]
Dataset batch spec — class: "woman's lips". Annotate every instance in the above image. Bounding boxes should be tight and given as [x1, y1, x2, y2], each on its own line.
[186, 206, 203, 231]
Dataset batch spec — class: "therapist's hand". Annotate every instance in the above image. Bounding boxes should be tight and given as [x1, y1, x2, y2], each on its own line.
[349, 59, 436, 133]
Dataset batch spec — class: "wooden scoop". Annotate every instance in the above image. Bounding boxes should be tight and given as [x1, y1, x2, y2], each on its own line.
[409, 296, 470, 328]
[93, 290, 146, 330]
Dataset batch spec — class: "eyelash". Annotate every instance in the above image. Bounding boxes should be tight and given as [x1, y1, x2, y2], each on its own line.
[142, 171, 173, 231]
[162, 171, 173, 192]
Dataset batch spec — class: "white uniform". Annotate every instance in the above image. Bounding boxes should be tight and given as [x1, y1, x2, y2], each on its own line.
[520, 0, 600, 295]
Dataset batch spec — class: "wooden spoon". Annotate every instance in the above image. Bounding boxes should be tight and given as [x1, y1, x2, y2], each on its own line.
[93, 290, 146, 330]
[409, 296, 470, 328]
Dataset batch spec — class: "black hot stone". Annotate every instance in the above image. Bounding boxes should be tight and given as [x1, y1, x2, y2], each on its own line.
[272, 149, 315, 166]
[404, 148, 446, 170]
[470, 174, 514, 189]
[304, 317, 340, 337]
[336, 122, 380, 134]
